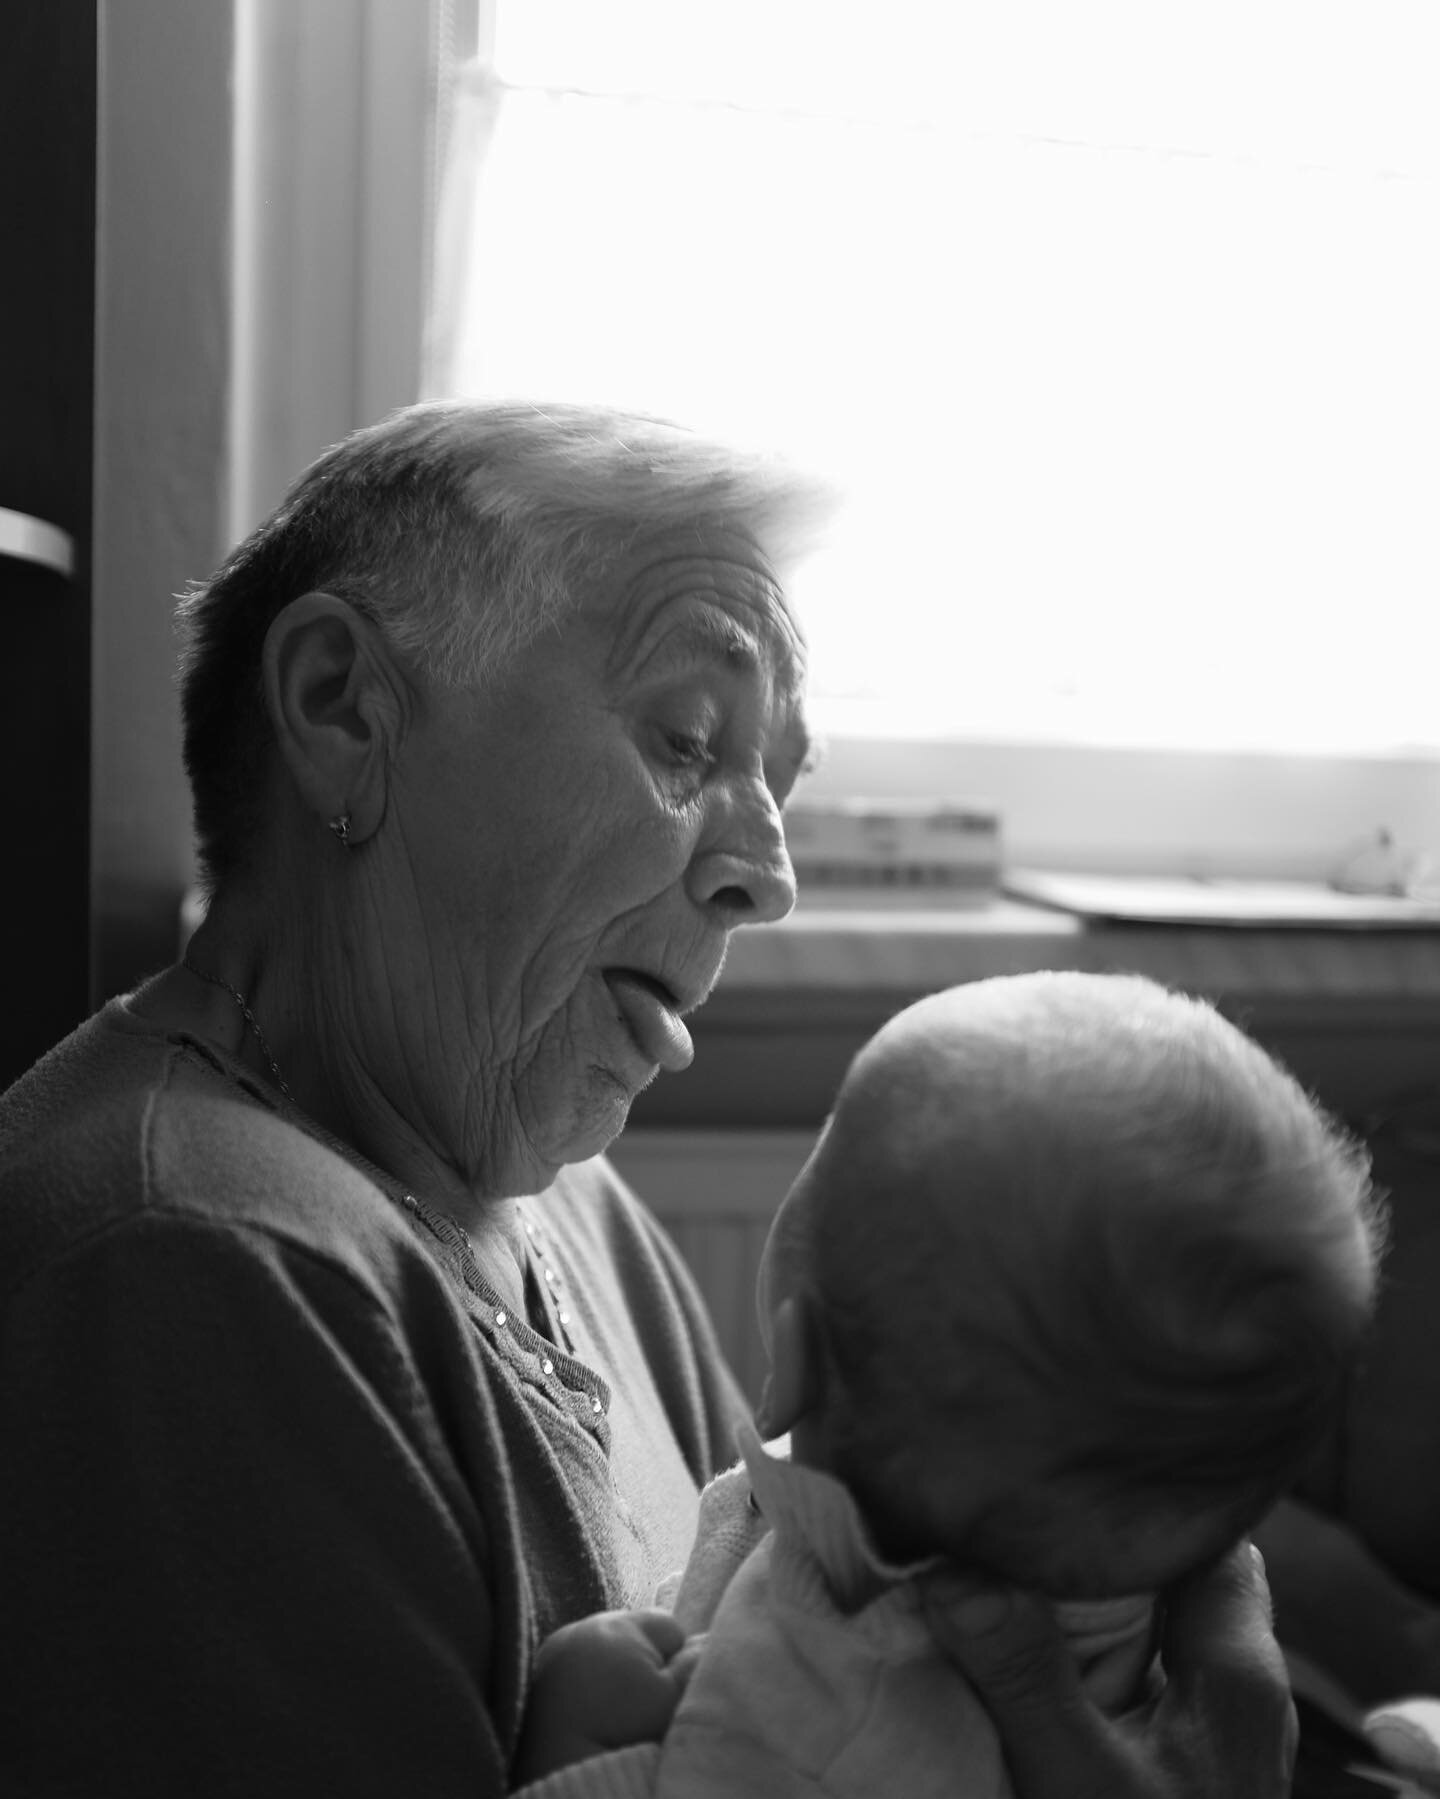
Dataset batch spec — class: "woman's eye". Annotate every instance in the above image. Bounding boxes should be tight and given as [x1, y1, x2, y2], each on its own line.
[646, 693, 722, 781]
[663, 728, 714, 770]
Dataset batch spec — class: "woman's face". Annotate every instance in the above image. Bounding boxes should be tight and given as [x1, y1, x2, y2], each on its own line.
[372, 528, 812, 1195]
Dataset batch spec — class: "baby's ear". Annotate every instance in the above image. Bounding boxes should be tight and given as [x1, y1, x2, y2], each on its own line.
[755, 1293, 821, 1438]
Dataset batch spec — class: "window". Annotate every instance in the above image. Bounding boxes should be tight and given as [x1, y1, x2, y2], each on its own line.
[430, 1, 1439, 757]
[416, 2, 1440, 874]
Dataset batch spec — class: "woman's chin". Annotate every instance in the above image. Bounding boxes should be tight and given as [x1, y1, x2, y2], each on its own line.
[522, 1066, 641, 1183]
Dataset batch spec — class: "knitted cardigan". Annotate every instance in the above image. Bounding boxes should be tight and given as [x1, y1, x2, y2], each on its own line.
[0, 998, 748, 1798]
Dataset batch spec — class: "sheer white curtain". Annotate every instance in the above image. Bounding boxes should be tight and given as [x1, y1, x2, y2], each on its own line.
[427, 1, 1440, 756]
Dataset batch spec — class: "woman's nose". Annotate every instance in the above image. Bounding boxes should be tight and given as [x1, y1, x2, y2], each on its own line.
[687, 783, 798, 926]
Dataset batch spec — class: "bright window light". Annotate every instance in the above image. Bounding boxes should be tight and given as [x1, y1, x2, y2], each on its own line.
[432, 2, 1440, 756]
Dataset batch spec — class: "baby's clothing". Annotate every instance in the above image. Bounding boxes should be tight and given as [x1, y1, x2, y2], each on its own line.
[523, 1428, 1156, 1797]
[658, 1443, 773, 1633]
[653, 1425, 1157, 1796]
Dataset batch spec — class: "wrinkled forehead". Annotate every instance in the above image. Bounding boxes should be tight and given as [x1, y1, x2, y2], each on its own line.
[588, 527, 808, 694]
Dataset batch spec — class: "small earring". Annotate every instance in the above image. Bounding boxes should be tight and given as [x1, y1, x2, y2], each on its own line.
[327, 812, 352, 849]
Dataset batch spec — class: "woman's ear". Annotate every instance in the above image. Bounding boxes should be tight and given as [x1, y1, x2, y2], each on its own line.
[262, 592, 405, 845]
[755, 1292, 822, 1439]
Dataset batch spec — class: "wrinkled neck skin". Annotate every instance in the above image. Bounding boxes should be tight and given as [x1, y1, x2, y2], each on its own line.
[158, 849, 541, 1302]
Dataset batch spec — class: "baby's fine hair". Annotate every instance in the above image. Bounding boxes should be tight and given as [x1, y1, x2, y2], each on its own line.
[807, 972, 1383, 1548]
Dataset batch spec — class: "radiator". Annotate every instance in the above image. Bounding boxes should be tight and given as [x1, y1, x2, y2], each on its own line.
[607, 1130, 814, 1408]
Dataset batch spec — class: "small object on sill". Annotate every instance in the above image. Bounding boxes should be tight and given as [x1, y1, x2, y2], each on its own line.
[1330, 828, 1436, 900]
[786, 798, 1002, 906]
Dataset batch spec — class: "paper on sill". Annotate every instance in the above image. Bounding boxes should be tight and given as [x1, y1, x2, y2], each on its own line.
[1003, 869, 1440, 930]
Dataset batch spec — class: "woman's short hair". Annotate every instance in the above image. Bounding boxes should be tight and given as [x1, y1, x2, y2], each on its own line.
[177, 400, 833, 891]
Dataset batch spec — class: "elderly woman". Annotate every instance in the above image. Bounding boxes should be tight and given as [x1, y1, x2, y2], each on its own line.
[0, 402, 1289, 1797]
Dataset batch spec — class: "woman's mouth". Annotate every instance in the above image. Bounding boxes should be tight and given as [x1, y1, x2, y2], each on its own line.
[601, 969, 695, 1073]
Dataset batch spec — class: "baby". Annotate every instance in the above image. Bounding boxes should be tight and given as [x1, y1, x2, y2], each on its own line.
[516, 972, 1383, 1796]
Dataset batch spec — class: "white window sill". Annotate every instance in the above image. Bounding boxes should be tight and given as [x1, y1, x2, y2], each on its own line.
[723, 896, 1440, 1004]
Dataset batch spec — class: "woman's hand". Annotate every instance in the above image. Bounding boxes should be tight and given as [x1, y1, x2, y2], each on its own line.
[512, 1608, 703, 1787]
[922, 1542, 1296, 1799]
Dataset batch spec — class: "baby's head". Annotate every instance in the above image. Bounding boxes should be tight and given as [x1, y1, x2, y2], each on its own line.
[758, 972, 1383, 1597]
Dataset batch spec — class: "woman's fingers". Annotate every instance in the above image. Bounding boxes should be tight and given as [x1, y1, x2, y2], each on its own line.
[922, 1546, 1296, 1799]
[1152, 1542, 1298, 1795]
[921, 1578, 1123, 1799]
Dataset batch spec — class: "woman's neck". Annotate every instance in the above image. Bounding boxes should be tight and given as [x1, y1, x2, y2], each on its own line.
[169, 902, 536, 1273]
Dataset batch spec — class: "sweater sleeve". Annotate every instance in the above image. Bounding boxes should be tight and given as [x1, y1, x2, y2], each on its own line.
[0, 1211, 512, 1799]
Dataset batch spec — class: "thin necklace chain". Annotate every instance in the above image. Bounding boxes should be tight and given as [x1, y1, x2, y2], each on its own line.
[182, 958, 575, 1349]
[183, 957, 295, 1102]
[400, 1191, 577, 1355]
